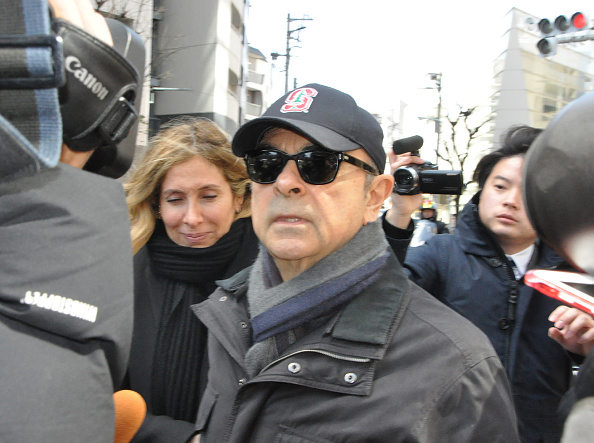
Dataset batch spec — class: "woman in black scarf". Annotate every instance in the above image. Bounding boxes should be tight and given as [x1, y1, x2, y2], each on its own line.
[122, 117, 259, 442]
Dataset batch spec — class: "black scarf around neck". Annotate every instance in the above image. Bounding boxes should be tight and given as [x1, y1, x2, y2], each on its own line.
[147, 218, 249, 420]
[148, 218, 245, 284]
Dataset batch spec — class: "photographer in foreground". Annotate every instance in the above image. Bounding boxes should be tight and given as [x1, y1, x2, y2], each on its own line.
[382, 124, 594, 442]
[0, 0, 138, 441]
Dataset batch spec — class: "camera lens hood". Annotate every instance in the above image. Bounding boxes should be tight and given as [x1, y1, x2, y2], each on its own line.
[393, 166, 421, 195]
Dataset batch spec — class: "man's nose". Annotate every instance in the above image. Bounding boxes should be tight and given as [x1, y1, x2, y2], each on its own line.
[275, 159, 305, 195]
[504, 186, 522, 208]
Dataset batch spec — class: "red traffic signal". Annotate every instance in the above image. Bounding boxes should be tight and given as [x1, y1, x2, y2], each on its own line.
[571, 12, 588, 30]
[536, 12, 589, 57]
[538, 12, 589, 36]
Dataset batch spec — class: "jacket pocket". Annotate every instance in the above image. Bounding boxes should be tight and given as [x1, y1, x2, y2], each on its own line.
[194, 385, 218, 433]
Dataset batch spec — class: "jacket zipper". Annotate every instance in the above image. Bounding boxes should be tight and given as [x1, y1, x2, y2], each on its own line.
[503, 260, 519, 372]
[260, 349, 371, 374]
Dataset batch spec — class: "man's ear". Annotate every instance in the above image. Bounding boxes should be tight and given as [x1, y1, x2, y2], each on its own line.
[363, 174, 394, 224]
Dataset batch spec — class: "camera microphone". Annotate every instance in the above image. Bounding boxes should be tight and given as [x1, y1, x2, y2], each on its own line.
[392, 135, 424, 155]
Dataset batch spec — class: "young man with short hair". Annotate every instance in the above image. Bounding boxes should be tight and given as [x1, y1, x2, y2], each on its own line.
[384, 125, 594, 442]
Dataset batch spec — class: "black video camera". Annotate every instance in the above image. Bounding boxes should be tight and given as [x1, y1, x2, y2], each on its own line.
[392, 135, 463, 195]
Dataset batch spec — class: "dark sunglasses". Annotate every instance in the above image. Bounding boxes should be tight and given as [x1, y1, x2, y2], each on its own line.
[244, 148, 379, 185]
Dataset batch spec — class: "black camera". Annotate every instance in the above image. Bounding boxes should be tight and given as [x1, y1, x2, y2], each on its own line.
[392, 135, 463, 195]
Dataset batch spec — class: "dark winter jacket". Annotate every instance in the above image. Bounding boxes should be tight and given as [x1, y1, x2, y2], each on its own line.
[125, 218, 259, 442]
[0, 164, 134, 442]
[385, 192, 572, 443]
[192, 251, 520, 442]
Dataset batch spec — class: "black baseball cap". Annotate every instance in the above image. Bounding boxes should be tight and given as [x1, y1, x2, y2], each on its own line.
[232, 83, 386, 172]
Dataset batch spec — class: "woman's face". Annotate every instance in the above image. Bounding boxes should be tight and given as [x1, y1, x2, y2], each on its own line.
[159, 156, 242, 248]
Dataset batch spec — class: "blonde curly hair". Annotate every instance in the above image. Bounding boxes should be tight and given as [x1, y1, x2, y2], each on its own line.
[125, 117, 251, 254]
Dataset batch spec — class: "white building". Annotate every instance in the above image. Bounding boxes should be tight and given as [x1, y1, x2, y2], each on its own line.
[149, 0, 249, 136]
[492, 8, 594, 145]
[245, 46, 271, 122]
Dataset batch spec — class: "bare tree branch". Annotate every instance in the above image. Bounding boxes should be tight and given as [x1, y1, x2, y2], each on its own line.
[438, 105, 491, 220]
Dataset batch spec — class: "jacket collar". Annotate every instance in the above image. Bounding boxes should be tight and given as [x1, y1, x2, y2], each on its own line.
[330, 253, 408, 346]
[455, 192, 562, 268]
[217, 252, 410, 361]
[454, 192, 499, 257]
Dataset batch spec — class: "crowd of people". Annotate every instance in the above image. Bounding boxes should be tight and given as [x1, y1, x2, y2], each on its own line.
[2, 1, 594, 442]
[383, 124, 594, 441]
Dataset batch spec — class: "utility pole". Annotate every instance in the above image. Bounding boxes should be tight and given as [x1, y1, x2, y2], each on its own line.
[271, 14, 313, 93]
[430, 72, 443, 157]
[418, 72, 443, 163]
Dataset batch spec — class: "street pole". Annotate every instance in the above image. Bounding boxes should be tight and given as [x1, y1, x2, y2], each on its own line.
[419, 73, 442, 163]
[271, 14, 312, 93]
[430, 73, 442, 162]
[284, 14, 291, 93]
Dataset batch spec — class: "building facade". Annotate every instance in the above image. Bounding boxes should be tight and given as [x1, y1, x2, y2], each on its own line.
[149, 0, 250, 136]
[245, 46, 271, 122]
[98, 0, 272, 177]
[492, 8, 594, 145]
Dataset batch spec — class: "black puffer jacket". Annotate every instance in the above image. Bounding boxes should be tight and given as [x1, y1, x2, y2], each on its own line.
[385, 192, 572, 443]
[192, 252, 519, 442]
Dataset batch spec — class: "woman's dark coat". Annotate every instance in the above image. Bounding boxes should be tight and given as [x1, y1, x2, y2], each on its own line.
[124, 218, 259, 442]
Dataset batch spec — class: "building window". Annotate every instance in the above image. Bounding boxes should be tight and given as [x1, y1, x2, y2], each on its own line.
[228, 69, 239, 96]
[231, 4, 242, 33]
[543, 97, 557, 115]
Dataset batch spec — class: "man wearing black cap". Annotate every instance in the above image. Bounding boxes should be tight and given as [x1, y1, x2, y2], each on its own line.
[191, 84, 519, 442]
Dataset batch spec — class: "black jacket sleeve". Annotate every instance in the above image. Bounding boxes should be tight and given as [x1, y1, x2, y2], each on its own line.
[381, 212, 414, 265]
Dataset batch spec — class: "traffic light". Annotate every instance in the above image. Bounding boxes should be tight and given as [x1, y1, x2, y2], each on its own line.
[536, 37, 557, 56]
[536, 12, 589, 57]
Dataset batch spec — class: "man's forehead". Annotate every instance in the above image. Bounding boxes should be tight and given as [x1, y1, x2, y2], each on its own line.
[490, 156, 525, 181]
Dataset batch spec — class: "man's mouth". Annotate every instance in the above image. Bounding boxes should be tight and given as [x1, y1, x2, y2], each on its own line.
[274, 215, 305, 224]
[497, 214, 517, 223]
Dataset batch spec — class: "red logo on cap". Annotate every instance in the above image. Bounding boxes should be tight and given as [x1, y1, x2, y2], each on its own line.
[280, 87, 318, 113]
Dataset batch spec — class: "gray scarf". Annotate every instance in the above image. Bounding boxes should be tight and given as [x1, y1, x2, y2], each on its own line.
[245, 220, 389, 377]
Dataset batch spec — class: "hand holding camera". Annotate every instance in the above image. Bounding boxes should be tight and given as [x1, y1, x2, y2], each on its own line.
[385, 135, 462, 230]
[385, 146, 425, 229]
[391, 135, 463, 195]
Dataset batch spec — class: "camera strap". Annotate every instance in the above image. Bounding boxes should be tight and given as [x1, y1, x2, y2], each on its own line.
[53, 18, 139, 152]
[0, 0, 63, 181]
